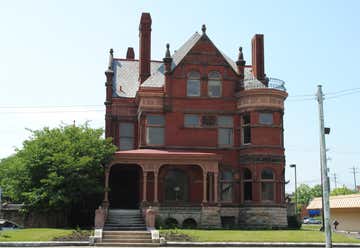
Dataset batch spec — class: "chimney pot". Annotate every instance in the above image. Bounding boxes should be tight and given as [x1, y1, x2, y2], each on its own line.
[126, 47, 135, 59]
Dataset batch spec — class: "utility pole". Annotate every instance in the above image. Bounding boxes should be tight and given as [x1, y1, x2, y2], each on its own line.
[350, 166, 359, 191]
[332, 173, 337, 189]
[317, 85, 332, 248]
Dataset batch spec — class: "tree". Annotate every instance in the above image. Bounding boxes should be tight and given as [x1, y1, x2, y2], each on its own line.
[331, 185, 357, 196]
[295, 184, 323, 206]
[0, 123, 116, 226]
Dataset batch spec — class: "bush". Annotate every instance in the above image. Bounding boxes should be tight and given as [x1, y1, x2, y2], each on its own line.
[287, 215, 302, 229]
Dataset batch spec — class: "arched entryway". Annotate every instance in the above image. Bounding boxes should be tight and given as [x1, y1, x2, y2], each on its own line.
[109, 164, 141, 209]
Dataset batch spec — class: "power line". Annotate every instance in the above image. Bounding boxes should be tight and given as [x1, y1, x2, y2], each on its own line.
[350, 166, 359, 191]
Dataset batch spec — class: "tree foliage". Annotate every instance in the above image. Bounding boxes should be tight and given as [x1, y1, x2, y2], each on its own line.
[0, 124, 116, 226]
[331, 185, 357, 196]
[296, 184, 323, 205]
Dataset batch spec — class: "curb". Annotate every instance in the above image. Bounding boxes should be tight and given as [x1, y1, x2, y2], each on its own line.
[0, 241, 89, 247]
[166, 242, 360, 247]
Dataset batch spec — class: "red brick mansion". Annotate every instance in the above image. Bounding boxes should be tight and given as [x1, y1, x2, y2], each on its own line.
[98, 12, 288, 229]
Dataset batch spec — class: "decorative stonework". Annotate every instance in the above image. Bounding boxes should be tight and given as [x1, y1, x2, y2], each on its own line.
[200, 206, 221, 229]
[237, 89, 287, 112]
[137, 92, 164, 112]
[239, 154, 285, 164]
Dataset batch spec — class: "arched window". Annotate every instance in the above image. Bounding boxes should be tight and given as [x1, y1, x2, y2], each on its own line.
[187, 71, 200, 96]
[164, 169, 189, 201]
[243, 168, 252, 201]
[208, 71, 221, 97]
[220, 169, 233, 202]
[261, 169, 275, 201]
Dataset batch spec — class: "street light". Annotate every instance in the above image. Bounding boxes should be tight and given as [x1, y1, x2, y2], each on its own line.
[289, 164, 297, 214]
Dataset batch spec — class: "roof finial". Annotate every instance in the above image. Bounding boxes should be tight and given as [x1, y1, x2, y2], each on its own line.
[238, 47, 244, 61]
[201, 24, 206, 34]
[165, 43, 171, 58]
[108, 48, 114, 69]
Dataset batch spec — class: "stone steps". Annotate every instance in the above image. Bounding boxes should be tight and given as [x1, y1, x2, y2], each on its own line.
[96, 230, 158, 247]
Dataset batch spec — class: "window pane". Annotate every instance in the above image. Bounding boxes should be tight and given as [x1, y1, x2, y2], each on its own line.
[262, 182, 274, 201]
[244, 182, 252, 200]
[259, 113, 273, 125]
[119, 123, 134, 150]
[184, 114, 199, 127]
[201, 115, 217, 127]
[242, 126, 251, 144]
[218, 116, 233, 127]
[165, 169, 188, 201]
[243, 169, 252, 180]
[243, 114, 251, 125]
[208, 71, 221, 79]
[218, 128, 233, 145]
[187, 79, 200, 96]
[261, 169, 274, 179]
[119, 137, 134, 151]
[188, 71, 200, 79]
[221, 183, 233, 201]
[147, 115, 165, 125]
[146, 127, 164, 145]
[208, 80, 221, 97]
[120, 123, 134, 138]
[221, 170, 233, 180]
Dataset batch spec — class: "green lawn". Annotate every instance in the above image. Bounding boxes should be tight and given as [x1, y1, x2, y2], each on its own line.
[0, 228, 74, 241]
[160, 225, 360, 243]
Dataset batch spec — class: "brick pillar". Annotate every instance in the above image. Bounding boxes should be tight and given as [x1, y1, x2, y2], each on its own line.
[103, 166, 110, 208]
[202, 171, 207, 203]
[154, 170, 159, 203]
[143, 171, 147, 202]
[214, 172, 219, 203]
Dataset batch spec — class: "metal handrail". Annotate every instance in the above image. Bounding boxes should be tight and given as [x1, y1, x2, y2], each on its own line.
[244, 77, 286, 92]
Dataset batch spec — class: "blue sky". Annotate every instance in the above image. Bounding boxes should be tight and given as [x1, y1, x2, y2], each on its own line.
[0, 0, 359, 193]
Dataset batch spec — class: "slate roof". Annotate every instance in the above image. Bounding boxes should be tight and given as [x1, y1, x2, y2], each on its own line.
[112, 32, 264, 98]
[307, 194, 360, 209]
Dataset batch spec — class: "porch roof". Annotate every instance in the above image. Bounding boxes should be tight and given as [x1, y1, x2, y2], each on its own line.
[114, 149, 222, 161]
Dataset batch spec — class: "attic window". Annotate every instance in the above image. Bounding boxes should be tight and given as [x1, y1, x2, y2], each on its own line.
[208, 71, 221, 97]
[187, 71, 200, 96]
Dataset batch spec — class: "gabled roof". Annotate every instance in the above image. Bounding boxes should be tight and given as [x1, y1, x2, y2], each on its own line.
[307, 194, 360, 209]
[113, 31, 264, 97]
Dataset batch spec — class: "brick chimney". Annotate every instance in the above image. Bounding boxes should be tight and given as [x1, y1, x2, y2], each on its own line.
[139, 12, 152, 84]
[251, 34, 266, 84]
[126, 47, 135, 59]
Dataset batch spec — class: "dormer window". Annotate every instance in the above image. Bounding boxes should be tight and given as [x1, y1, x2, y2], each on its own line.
[187, 71, 200, 96]
[208, 71, 221, 97]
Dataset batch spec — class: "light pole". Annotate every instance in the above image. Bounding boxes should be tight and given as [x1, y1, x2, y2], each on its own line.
[290, 164, 297, 214]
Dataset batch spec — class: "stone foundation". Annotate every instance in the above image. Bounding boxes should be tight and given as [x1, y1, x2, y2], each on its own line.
[238, 206, 288, 229]
[146, 205, 288, 229]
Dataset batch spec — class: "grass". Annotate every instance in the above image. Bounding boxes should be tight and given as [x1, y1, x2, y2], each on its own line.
[160, 225, 360, 243]
[0, 228, 74, 242]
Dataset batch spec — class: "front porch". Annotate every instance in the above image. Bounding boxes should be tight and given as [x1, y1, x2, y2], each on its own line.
[102, 149, 221, 208]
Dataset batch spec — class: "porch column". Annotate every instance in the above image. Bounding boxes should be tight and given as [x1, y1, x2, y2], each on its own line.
[214, 172, 219, 203]
[104, 166, 110, 203]
[154, 170, 159, 203]
[143, 171, 147, 202]
[202, 171, 207, 203]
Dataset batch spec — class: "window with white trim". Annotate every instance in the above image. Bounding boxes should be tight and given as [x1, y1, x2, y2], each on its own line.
[261, 169, 275, 201]
[146, 115, 165, 145]
[220, 169, 233, 202]
[242, 114, 251, 144]
[187, 71, 201, 96]
[259, 112, 273, 125]
[119, 123, 134, 150]
[218, 116, 233, 146]
[184, 114, 200, 127]
[208, 71, 221, 97]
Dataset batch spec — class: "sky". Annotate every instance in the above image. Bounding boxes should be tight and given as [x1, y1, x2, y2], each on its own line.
[0, 0, 359, 193]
